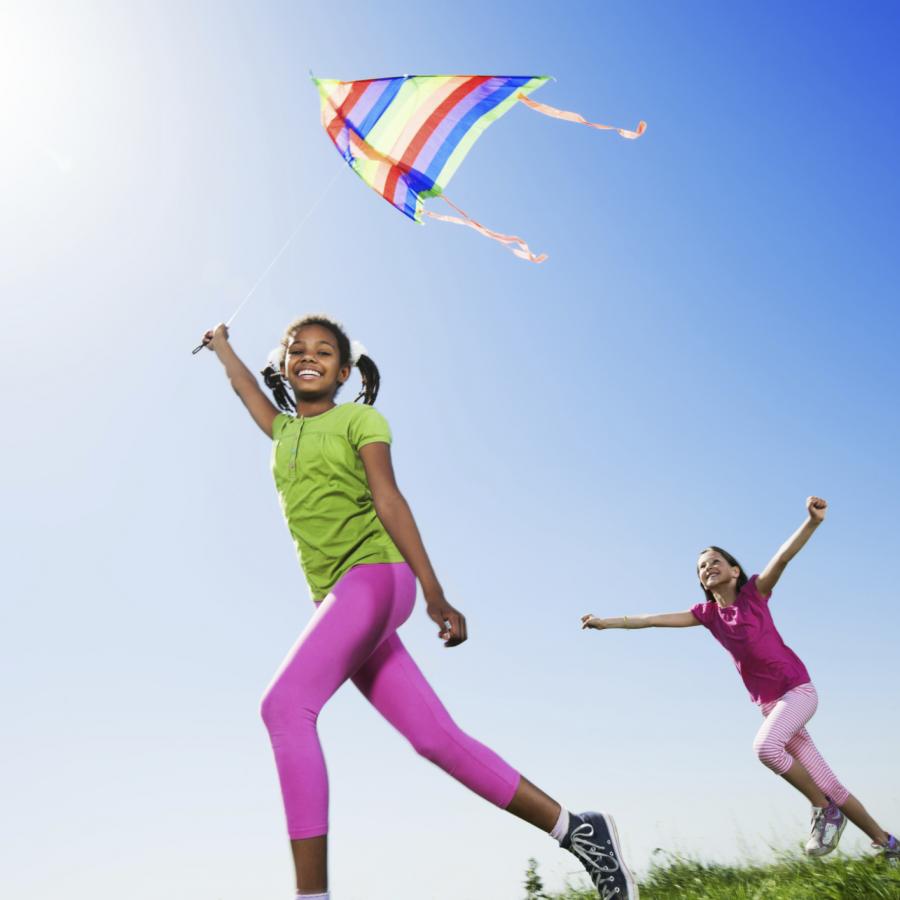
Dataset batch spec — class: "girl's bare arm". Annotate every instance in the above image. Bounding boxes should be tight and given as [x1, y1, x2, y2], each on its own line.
[204, 324, 280, 437]
[756, 496, 827, 597]
[581, 611, 700, 630]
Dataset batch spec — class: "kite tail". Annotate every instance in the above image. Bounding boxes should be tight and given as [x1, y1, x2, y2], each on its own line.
[516, 93, 647, 140]
[423, 196, 548, 263]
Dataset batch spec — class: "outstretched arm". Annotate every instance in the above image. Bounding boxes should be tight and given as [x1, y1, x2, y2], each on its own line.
[756, 496, 827, 597]
[581, 611, 699, 630]
[360, 441, 467, 648]
[203, 323, 280, 437]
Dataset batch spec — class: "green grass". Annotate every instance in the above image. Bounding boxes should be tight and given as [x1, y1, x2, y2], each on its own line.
[527, 851, 900, 899]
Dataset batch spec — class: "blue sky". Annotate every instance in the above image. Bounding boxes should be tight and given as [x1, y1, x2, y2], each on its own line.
[2, 2, 899, 898]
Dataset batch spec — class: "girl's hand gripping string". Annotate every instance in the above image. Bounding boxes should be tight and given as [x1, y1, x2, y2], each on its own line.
[194, 321, 229, 355]
[201, 322, 230, 352]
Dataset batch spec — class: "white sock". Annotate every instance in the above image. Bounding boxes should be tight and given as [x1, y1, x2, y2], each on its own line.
[549, 806, 571, 843]
[296, 893, 329, 899]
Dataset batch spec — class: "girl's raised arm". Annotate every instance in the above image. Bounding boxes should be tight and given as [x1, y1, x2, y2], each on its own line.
[756, 496, 827, 597]
[581, 611, 699, 630]
[203, 323, 280, 437]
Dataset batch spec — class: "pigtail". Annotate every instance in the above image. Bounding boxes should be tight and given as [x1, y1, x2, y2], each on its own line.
[354, 354, 380, 406]
[261, 363, 295, 413]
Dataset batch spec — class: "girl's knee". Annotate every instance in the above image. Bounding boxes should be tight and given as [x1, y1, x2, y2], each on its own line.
[408, 718, 466, 768]
[410, 730, 451, 766]
[259, 685, 284, 730]
[260, 682, 316, 733]
[753, 737, 788, 772]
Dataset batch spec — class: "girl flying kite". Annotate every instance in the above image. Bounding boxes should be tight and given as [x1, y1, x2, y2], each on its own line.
[201, 316, 639, 899]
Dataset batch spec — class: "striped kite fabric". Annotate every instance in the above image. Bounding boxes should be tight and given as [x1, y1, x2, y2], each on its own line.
[314, 74, 645, 262]
[315, 74, 548, 222]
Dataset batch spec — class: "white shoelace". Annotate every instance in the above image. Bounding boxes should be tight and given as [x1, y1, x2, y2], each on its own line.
[570, 821, 622, 898]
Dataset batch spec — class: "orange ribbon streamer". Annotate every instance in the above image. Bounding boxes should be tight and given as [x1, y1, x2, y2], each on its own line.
[516, 93, 647, 140]
[423, 195, 548, 264]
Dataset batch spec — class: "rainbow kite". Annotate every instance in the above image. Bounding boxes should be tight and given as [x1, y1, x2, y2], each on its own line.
[314, 74, 645, 262]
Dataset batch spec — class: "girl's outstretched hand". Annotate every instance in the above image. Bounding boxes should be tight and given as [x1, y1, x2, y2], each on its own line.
[807, 496, 827, 523]
[581, 614, 606, 630]
[425, 594, 468, 647]
[201, 322, 230, 352]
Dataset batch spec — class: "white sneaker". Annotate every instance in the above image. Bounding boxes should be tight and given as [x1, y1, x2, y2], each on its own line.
[805, 803, 846, 857]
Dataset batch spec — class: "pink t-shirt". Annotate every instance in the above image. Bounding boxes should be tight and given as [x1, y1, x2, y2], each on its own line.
[690, 575, 810, 704]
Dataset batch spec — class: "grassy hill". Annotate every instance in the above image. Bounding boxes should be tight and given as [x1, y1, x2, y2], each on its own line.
[525, 851, 900, 899]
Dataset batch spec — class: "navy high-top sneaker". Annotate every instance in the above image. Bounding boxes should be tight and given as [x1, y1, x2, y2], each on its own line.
[561, 811, 638, 899]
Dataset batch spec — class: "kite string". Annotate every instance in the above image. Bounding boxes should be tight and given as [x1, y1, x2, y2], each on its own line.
[226, 168, 341, 327]
[193, 169, 341, 353]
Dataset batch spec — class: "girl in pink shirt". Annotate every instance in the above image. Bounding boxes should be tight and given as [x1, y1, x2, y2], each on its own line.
[582, 497, 897, 860]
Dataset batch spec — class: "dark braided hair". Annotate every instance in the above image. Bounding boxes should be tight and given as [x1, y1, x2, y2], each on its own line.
[697, 546, 748, 603]
[260, 314, 380, 413]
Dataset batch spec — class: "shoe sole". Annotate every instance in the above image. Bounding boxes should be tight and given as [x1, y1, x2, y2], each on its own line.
[601, 812, 639, 900]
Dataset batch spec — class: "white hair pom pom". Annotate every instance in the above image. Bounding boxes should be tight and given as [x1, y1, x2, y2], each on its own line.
[350, 340, 367, 366]
[266, 346, 284, 371]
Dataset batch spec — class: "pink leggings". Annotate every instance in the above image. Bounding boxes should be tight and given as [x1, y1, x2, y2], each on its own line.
[260, 562, 521, 839]
[752, 682, 849, 806]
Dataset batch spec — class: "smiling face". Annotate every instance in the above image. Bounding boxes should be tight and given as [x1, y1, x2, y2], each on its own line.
[696, 549, 741, 593]
[281, 323, 351, 403]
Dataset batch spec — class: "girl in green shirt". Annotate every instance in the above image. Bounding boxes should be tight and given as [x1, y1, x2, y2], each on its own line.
[202, 314, 637, 900]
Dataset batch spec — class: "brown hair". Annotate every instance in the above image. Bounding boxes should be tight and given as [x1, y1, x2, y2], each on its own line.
[697, 546, 748, 603]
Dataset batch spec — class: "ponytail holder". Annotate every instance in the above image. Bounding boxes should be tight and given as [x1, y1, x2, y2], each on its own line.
[350, 340, 367, 366]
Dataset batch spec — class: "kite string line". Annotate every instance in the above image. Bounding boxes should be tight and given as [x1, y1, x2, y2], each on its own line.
[224, 169, 341, 328]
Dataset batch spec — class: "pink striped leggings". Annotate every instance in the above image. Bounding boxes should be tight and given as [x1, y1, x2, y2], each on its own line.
[260, 562, 521, 839]
[752, 682, 849, 806]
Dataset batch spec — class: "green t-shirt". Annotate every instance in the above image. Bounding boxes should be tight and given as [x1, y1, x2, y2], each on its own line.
[271, 403, 405, 600]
